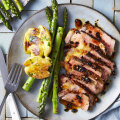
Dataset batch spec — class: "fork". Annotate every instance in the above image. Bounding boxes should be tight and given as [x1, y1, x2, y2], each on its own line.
[0, 63, 23, 115]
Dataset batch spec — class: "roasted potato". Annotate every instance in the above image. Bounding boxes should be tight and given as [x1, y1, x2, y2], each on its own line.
[24, 25, 52, 57]
[24, 56, 51, 79]
[24, 25, 52, 79]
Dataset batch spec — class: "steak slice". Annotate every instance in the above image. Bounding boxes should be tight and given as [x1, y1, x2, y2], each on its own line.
[88, 50, 114, 70]
[69, 56, 102, 77]
[59, 76, 97, 111]
[83, 55, 111, 80]
[81, 22, 115, 56]
[59, 91, 93, 111]
[74, 56, 111, 81]
[67, 30, 106, 53]
[66, 56, 110, 80]
[60, 75, 104, 95]
[64, 60, 105, 91]
[65, 59, 104, 81]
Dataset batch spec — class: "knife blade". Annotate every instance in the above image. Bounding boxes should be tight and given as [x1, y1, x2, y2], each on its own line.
[0, 48, 21, 120]
[0, 48, 8, 84]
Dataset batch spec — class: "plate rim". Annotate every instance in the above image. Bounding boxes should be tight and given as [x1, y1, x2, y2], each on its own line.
[7, 3, 120, 119]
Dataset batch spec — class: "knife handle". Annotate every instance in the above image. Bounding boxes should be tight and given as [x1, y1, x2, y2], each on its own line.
[0, 92, 9, 115]
[7, 93, 21, 120]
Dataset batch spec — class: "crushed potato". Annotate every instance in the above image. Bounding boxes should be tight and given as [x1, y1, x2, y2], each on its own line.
[24, 25, 52, 79]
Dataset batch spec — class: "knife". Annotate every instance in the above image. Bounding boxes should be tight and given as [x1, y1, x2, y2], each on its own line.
[0, 48, 21, 120]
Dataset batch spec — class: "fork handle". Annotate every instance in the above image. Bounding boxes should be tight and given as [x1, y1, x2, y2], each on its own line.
[0, 91, 10, 115]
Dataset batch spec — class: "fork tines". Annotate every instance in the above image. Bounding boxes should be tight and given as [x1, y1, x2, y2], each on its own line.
[6, 63, 23, 91]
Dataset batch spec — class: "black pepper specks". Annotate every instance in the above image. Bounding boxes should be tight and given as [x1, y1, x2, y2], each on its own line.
[64, 108, 69, 112]
[66, 102, 72, 109]
[81, 76, 92, 83]
[72, 109, 78, 113]
[96, 32, 101, 41]
[74, 65, 86, 72]
[76, 95, 82, 103]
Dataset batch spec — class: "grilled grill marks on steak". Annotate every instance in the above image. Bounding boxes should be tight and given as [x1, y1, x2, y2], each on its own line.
[73, 56, 102, 72]
[59, 21, 115, 112]
[80, 22, 115, 56]
[66, 56, 104, 80]
[59, 75, 97, 111]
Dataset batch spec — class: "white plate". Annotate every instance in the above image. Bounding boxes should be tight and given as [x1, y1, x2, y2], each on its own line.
[8, 4, 120, 120]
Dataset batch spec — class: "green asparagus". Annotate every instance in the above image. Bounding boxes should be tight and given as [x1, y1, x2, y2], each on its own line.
[51, 7, 58, 44]
[38, 27, 64, 115]
[9, 0, 21, 19]
[14, 0, 23, 12]
[38, 79, 49, 114]
[46, 7, 52, 33]
[0, 11, 12, 30]
[1, 0, 10, 10]
[59, 7, 68, 61]
[22, 77, 35, 92]
[52, 8, 68, 113]
[0, 2, 12, 21]
[63, 7, 68, 38]
[51, 0, 58, 44]
[51, 0, 57, 11]
[52, 58, 59, 114]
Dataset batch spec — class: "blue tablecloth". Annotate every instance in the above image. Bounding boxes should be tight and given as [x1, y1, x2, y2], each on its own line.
[95, 96, 120, 120]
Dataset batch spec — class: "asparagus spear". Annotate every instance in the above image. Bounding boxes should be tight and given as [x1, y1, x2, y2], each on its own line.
[9, 0, 21, 19]
[1, 0, 10, 10]
[51, 0, 57, 11]
[59, 7, 68, 61]
[0, 2, 12, 21]
[22, 77, 35, 92]
[0, 11, 12, 30]
[14, 0, 23, 12]
[63, 7, 68, 38]
[51, 0, 58, 44]
[51, 7, 58, 44]
[52, 8, 68, 114]
[46, 7, 52, 33]
[52, 58, 59, 113]
[38, 27, 64, 115]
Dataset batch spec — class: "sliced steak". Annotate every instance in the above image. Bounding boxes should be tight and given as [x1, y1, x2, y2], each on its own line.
[60, 75, 104, 95]
[71, 56, 102, 77]
[60, 22, 116, 112]
[75, 56, 111, 80]
[66, 56, 108, 79]
[65, 47, 112, 81]
[81, 22, 115, 56]
[59, 77, 97, 111]
[65, 60, 104, 82]
[83, 55, 111, 80]
[59, 91, 93, 111]
[68, 30, 106, 53]
[88, 50, 114, 70]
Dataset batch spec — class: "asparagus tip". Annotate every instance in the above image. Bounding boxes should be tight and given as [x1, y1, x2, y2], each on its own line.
[8, 25, 13, 31]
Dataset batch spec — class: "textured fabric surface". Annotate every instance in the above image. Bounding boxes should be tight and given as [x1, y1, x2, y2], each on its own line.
[95, 96, 120, 120]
